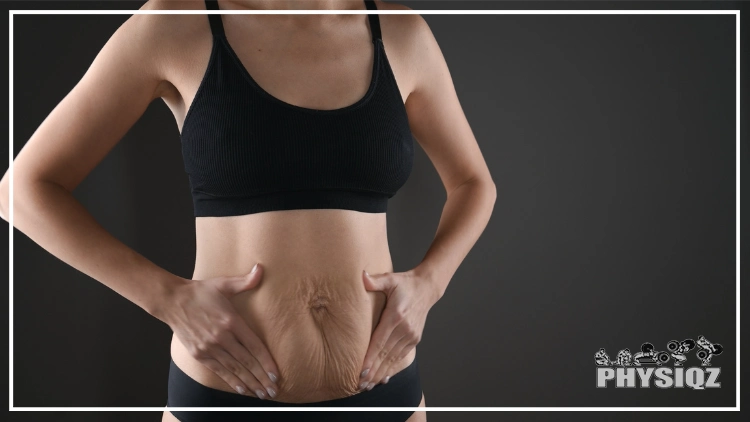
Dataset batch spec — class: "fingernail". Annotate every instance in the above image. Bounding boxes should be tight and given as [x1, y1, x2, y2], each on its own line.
[359, 381, 369, 390]
[268, 372, 278, 383]
[383, 376, 390, 384]
[255, 389, 266, 399]
[251, 263, 259, 273]
[266, 387, 277, 398]
[364, 270, 370, 276]
[235, 385, 246, 395]
[360, 368, 369, 378]
[366, 383, 375, 391]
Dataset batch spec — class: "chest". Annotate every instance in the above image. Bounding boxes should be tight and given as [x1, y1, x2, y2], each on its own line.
[178, 36, 414, 215]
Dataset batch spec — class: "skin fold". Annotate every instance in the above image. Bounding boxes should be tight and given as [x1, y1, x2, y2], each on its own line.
[170, 209, 416, 403]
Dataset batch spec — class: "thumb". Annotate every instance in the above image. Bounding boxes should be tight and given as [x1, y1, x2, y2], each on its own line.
[362, 270, 396, 293]
[215, 263, 263, 297]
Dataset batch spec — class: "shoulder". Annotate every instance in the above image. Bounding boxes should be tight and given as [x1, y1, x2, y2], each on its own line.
[116, 0, 215, 92]
[374, 1, 431, 44]
[374, 1, 443, 97]
[128, 0, 210, 47]
[122, 0, 205, 40]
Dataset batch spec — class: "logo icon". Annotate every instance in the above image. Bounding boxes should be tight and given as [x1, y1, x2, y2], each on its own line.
[595, 336, 723, 389]
[695, 335, 723, 366]
[665, 339, 695, 366]
[633, 342, 671, 366]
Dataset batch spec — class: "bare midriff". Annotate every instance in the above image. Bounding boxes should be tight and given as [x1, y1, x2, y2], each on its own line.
[169, 208, 417, 403]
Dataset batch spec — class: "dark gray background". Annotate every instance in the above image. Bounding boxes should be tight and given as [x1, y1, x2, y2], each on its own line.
[2, 0, 743, 418]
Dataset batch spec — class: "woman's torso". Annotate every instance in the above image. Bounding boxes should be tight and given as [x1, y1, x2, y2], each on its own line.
[159, 0, 417, 403]
[170, 211, 416, 402]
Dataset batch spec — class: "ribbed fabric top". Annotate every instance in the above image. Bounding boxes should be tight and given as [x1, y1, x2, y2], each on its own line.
[180, 0, 414, 217]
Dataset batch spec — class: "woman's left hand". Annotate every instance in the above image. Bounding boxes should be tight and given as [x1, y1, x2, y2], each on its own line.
[358, 268, 439, 391]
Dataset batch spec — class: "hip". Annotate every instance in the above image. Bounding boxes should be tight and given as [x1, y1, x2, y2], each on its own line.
[170, 265, 416, 403]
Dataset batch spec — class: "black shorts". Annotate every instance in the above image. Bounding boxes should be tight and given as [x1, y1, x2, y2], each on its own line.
[166, 355, 423, 422]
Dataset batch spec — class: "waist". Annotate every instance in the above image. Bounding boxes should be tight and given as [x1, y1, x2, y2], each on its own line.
[192, 208, 390, 272]
[172, 210, 406, 402]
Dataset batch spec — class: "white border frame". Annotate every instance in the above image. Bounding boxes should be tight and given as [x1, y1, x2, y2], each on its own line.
[7, 7, 741, 413]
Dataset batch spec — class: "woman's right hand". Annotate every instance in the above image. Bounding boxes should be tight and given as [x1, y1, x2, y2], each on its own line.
[159, 263, 280, 399]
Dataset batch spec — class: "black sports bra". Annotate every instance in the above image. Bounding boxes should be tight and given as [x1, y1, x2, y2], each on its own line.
[180, 0, 414, 217]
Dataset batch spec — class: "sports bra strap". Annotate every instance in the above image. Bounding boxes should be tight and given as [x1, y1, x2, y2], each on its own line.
[204, 0, 225, 38]
[364, 0, 381, 43]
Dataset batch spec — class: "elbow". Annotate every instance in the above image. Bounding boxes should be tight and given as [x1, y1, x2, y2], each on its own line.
[479, 176, 497, 205]
[487, 180, 497, 213]
[479, 176, 497, 218]
[0, 170, 31, 224]
[0, 173, 8, 223]
[487, 179, 497, 202]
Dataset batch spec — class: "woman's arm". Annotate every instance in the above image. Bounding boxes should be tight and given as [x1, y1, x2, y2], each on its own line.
[0, 3, 179, 317]
[403, 15, 497, 300]
[358, 3, 497, 389]
[0, 1, 281, 398]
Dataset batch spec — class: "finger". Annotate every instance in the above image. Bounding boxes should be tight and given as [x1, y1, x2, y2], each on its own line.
[199, 357, 251, 397]
[220, 331, 278, 398]
[360, 330, 405, 390]
[369, 336, 411, 389]
[231, 317, 281, 384]
[359, 310, 401, 385]
[212, 347, 269, 400]
[214, 263, 263, 296]
[362, 270, 397, 294]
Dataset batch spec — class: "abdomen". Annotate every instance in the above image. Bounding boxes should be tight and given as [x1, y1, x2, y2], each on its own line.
[170, 209, 395, 402]
[233, 270, 386, 401]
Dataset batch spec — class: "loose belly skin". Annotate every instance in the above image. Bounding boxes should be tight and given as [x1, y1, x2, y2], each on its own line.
[170, 209, 416, 403]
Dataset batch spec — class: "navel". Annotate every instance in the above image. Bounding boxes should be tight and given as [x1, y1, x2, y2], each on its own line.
[309, 294, 330, 312]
